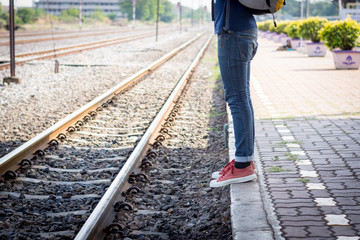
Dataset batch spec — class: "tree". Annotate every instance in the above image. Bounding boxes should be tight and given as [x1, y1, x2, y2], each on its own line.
[89, 8, 106, 21]
[61, 7, 80, 18]
[17, 8, 37, 24]
[107, 13, 117, 22]
[160, 1, 175, 23]
[59, 7, 80, 22]
[120, 0, 176, 22]
[0, 3, 5, 28]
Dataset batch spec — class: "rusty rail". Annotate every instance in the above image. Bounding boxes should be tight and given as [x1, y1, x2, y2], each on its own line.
[0, 32, 163, 70]
[0, 33, 205, 179]
[74, 33, 213, 240]
[0, 27, 170, 46]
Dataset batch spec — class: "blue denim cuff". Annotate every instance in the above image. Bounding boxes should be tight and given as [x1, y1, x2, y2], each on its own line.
[235, 155, 253, 163]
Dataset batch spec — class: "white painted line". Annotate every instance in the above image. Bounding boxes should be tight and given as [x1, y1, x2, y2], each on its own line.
[278, 129, 291, 133]
[286, 143, 301, 148]
[337, 236, 360, 240]
[296, 160, 312, 166]
[300, 170, 318, 178]
[314, 198, 337, 206]
[291, 150, 306, 156]
[306, 183, 326, 190]
[282, 136, 295, 141]
[325, 215, 350, 226]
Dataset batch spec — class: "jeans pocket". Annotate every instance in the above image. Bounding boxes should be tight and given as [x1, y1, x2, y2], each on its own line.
[237, 36, 258, 61]
[252, 41, 258, 60]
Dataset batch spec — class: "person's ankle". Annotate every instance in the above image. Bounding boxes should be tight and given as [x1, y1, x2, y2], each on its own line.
[234, 161, 250, 169]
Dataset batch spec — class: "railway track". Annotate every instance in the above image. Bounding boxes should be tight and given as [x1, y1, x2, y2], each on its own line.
[0, 27, 173, 46]
[0, 30, 166, 71]
[0, 32, 213, 239]
[0, 27, 139, 40]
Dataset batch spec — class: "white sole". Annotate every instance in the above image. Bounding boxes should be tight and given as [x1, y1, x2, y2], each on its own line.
[211, 168, 258, 179]
[211, 171, 221, 178]
[209, 174, 257, 188]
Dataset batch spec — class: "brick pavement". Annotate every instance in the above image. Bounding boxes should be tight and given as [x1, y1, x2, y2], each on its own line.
[237, 37, 360, 240]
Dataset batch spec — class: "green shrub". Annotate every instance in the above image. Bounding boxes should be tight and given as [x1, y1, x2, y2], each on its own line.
[0, 18, 5, 28]
[285, 21, 301, 39]
[275, 20, 291, 34]
[89, 8, 106, 21]
[298, 17, 328, 42]
[269, 23, 276, 33]
[259, 20, 273, 31]
[257, 22, 266, 31]
[319, 18, 360, 50]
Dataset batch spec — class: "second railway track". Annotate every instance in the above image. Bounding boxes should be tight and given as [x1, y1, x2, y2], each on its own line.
[0, 30, 169, 71]
[0, 32, 215, 239]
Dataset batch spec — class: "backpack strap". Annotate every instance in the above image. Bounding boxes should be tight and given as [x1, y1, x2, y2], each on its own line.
[224, 0, 230, 33]
[221, 0, 234, 48]
[211, 0, 215, 21]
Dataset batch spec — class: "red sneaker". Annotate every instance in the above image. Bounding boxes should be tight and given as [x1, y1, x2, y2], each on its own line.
[211, 160, 256, 179]
[210, 164, 256, 188]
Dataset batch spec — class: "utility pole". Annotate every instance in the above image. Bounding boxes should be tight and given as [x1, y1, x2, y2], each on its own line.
[3, 0, 20, 85]
[156, 0, 160, 41]
[306, 0, 309, 18]
[191, 2, 194, 27]
[338, 0, 343, 18]
[79, 0, 82, 30]
[132, 0, 136, 28]
[178, 1, 182, 33]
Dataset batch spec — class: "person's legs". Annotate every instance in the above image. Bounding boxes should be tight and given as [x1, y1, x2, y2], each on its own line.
[218, 30, 258, 163]
[210, 30, 258, 187]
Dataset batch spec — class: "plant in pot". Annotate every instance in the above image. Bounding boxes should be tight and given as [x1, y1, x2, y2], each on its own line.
[258, 21, 268, 37]
[258, 20, 273, 38]
[274, 20, 291, 44]
[299, 17, 328, 57]
[319, 17, 360, 69]
[285, 21, 302, 49]
[268, 23, 278, 40]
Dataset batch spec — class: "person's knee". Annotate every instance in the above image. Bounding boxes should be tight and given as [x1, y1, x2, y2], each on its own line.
[226, 91, 249, 105]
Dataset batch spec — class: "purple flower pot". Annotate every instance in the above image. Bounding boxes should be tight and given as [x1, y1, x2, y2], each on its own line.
[332, 50, 360, 69]
[306, 42, 327, 57]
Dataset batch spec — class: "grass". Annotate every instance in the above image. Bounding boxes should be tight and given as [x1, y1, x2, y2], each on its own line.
[208, 126, 222, 132]
[284, 152, 300, 162]
[280, 140, 302, 145]
[297, 178, 310, 183]
[209, 111, 226, 117]
[267, 166, 291, 172]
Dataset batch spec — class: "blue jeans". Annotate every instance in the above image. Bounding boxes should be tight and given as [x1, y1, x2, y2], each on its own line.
[218, 29, 258, 163]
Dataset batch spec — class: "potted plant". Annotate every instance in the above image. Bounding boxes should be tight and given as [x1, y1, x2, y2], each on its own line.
[319, 18, 360, 69]
[275, 21, 290, 46]
[285, 21, 302, 49]
[258, 20, 272, 38]
[268, 23, 278, 40]
[299, 17, 328, 57]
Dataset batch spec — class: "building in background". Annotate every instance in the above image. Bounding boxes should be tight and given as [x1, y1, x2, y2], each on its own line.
[36, 0, 124, 17]
[339, 1, 360, 22]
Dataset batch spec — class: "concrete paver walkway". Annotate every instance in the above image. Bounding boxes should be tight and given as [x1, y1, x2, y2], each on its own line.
[230, 37, 360, 240]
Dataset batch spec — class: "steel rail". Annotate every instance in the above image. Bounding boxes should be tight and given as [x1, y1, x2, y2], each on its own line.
[14, 32, 155, 58]
[0, 27, 162, 46]
[74, 33, 214, 240]
[0, 32, 160, 70]
[0, 27, 147, 39]
[0, 33, 205, 178]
